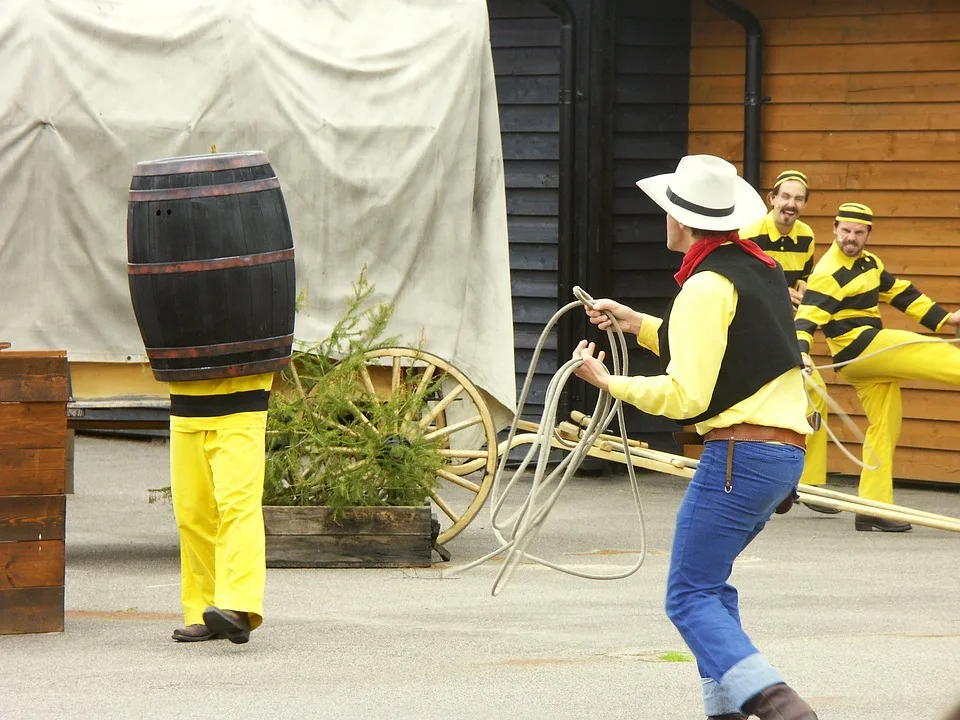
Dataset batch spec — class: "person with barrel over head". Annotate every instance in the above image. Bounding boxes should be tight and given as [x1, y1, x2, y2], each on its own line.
[574, 155, 819, 720]
[126, 151, 296, 644]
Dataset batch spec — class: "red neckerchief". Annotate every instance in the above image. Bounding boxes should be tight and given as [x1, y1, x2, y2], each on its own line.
[674, 231, 776, 287]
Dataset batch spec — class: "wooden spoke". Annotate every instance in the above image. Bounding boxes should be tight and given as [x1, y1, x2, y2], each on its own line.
[345, 399, 378, 434]
[363, 348, 498, 545]
[418, 383, 465, 429]
[422, 414, 484, 442]
[358, 365, 377, 397]
[344, 458, 369, 473]
[441, 458, 487, 475]
[323, 417, 362, 439]
[414, 363, 437, 396]
[428, 488, 461, 523]
[437, 468, 481, 494]
[392, 355, 401, 393]
[404, 363, 438, 424]
[437, 448, 489, 459]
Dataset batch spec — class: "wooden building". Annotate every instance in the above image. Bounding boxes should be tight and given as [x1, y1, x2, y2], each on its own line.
[488, 0, 691, 449]
[490, 0, 960, 484]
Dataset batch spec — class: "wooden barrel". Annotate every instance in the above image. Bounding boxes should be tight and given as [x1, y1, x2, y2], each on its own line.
[126, 151, 296, 381]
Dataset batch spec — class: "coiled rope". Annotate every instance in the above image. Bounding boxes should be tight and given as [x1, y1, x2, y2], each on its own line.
[448, 287, 648, 595]
[449, 291, 960, 592]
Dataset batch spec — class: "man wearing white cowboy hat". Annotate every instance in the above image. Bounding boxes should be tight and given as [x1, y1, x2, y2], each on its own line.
[574, 154, 819, 720]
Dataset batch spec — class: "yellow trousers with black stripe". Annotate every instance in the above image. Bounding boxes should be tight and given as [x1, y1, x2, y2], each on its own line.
[799, 366, 828, 488]
[836, 328, 960, 503]
[170, 420, 267, 629]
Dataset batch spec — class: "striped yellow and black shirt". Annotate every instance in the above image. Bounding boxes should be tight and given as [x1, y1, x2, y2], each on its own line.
[795, 243, 949, 364]
[740, 211, 814, 289]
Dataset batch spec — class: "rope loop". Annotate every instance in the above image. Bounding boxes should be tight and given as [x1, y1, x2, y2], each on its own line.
[446, 287, 648, 595]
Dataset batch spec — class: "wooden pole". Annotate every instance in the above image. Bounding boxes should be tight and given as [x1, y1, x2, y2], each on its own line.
[516, 413, 960, 534]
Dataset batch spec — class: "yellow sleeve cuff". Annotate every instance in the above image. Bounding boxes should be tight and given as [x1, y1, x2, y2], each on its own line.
[636, 314, 662, 356]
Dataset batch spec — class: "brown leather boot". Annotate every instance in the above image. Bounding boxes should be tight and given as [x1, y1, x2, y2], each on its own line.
[743, 683, 818, 720]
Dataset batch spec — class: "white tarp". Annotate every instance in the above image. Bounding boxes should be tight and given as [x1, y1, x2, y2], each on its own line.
[0, 0, 516, 423]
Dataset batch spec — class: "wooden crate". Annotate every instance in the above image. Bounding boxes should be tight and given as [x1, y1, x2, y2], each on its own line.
[0, 350, 68, 634]
[263, 506, 434, 568]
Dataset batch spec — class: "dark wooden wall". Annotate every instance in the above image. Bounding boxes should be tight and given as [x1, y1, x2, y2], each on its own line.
[601, 0, 691, 452]
[488, 0, 690, 451]
[488, 0, 562, 423]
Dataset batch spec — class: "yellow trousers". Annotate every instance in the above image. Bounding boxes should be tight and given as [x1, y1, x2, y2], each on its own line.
[170, 423, 267, 629]
[837, 329, 960, 503]
[799, 366, 828, 487]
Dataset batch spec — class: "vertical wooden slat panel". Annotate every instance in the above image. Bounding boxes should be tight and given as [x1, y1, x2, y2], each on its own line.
[688, 0, 960, 484]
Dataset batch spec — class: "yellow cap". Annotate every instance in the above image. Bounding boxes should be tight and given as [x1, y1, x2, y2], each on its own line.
[835, 202, 873, 226]
[773, 169, 809, 191]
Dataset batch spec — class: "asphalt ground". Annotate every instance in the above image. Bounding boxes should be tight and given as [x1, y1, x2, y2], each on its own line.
[2, 435, 959, 720]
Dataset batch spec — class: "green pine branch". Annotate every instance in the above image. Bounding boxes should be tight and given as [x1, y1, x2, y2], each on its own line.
[263, 268, 442, 510]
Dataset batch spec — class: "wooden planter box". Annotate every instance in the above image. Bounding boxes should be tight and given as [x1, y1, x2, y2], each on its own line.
[263, 505, 434, 568]
[0, 350, 68, 635]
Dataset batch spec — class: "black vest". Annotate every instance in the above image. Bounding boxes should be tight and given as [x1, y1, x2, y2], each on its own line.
[658, 244, 802, 425]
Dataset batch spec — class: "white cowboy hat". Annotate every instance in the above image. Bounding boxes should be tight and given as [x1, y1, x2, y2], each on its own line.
[636, 154, 766, 232]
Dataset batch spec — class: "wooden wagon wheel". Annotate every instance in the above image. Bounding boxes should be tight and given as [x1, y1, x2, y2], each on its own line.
[360, 348, 499, 545]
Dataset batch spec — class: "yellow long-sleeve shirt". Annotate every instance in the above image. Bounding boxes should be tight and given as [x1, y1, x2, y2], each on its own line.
[795, 243, 948, 363]
[740, 211, 815, 289]
[606, 270, 812, 437]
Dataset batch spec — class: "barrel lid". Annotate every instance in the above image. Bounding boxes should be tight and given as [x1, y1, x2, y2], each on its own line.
[132, 151, 270, 176]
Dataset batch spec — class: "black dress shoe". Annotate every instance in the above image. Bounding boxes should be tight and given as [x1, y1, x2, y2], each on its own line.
[801, 500, 841, 515]
[854, 514, 912, 533]
[202, 606, 252, 644]
[172, 623, 223, 642]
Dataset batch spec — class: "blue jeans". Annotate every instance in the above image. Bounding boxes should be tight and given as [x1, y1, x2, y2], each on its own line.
[665, 440, 805, 716]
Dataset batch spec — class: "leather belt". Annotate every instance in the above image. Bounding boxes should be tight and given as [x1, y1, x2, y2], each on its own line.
[704, 423, 806, 450]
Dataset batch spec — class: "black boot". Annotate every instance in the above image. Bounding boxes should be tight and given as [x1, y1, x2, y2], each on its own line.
[743, 683, 818, 720]
[854, 514, 912, 532]
[202, 606, 252, 644]
[708, 714, 747, 719]
[171, 623, 222, 642]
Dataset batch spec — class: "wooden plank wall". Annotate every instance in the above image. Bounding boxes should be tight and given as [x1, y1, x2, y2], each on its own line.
[689, 0, 960, 483]
[606, 0, 691, 452]
[0, 350, 68, 634]
[488, 0, 562, 422]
